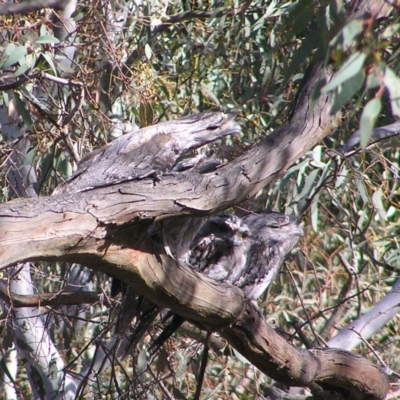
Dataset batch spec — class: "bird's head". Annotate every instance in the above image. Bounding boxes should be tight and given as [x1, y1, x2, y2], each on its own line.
[242, 211, 303, 256]
[207, 214, 251, 248]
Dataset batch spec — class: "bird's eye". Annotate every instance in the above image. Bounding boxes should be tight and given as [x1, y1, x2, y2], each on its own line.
[241, 232, 249, 239]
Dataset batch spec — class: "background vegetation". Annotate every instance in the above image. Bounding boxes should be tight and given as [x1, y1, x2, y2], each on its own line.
[0, 0, 399, 398]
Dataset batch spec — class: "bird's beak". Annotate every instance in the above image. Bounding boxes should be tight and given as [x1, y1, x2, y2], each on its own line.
[232, 239, 243, 246]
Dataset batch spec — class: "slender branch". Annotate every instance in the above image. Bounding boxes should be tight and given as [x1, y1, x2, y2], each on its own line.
[0, 0, 66, 15]
[0, 281, 109, 307]
[152, 9, 229, 35]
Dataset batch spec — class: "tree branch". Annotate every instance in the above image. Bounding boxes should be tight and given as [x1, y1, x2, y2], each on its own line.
[0, 0, 67, 15]
[0, 281, 108, 307]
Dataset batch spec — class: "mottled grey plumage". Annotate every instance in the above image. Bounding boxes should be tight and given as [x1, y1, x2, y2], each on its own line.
[235, 211, 303, 300]
[187, 214, 251, 283]
[148, 214, 251, 354]
[54, 112, 239, 194]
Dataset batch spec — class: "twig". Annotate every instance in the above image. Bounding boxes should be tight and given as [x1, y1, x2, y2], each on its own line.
[0, 281, 109, 307]
[194, 331, 211, 400]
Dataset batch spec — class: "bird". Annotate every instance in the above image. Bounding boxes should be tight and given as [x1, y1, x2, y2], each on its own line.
[148, 214, 252, 354]
[149, 211, 303, 354]
[235, 211, 303, 300]
[53, 112, 239, 194]
[186, 214, 252, 283]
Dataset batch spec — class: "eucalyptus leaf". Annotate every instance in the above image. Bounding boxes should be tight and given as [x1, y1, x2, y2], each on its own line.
[1, 44, 27, 69]
[330, 69, 364, 114]
[360, 98, 382, 149]
[322, 52, 367, 93]
[295, 169, 320, 202]
[144, 43, 152, 60]
[42, 52, 58, 75]
[382, 23, 400, 39]
[13, 92, 33, 129]
[36, 36, 60, 44]
[13, 58, 30, 77]
[311, 193, 320, 231]
[371, 188, 386, 221]
[341, 20, 364, 49]
[233, 348, 251, 364]
[384, 67, 400, 117]
[355, 177, 368, 204]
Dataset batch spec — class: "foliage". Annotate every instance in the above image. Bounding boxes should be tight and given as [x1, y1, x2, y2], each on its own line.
[0, 0, 399, 398]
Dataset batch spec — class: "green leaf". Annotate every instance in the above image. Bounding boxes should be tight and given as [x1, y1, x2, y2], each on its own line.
[341, 20, 364, 49]
[0, 43, 27, 69]
[35, 36, 60, 44]
[335, 165, 348, 188]
[359, 98, 381, 149]
[13, 92, 33, 129]
[144, 43, 152, 60]
[1, 91, 9, 107]
[25, 146, 37, 165]
[40, 24, 47, 37]
[311, 145, 325, 167]
[137, 348, 147, 376]
[322, 52, 367, 93]
[371, 188, 386, 220]
[296, 169, 320, 201]
[311, 193, 319, 231]
[233, 348, 251, 364]
[59, 159, 73, 177]
[355, 177, 368, 204]
[330, 69, 364, 114]
[13, 57, 31, 77]
[41, 52, 58, 75]
[139, 102, 154, 127]
[366, 69, 381, 89]
[382, 23, 400, 39]
[383, 67, 400, 117]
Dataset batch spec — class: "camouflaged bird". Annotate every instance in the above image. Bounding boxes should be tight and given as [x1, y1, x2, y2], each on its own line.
[235, 211, 303, 300]
[54, 112, 239, 194]
[149, 211, 303, 354]
[148, 214, 252, 354]
[186, 214, 252, 283]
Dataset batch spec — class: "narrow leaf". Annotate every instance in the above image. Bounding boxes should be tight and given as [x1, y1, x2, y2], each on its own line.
[13, 92, 33, 129]
[355, 177, 368, 204]
[382, 23, 400, 39]
[144, 43, 152, 60]
[233, 348, 251, 364]
[1, 45, 27, 69]
[296, 169, 320, 201]
[35, 36, 60, 44]
[371, 188, 386, 220]
[330, 69, 364, 114]
[322, 52, 367, 93]
[359, 98, 382, 149]
[384, 67, 400, 117]
[42, 52, 58, 75]
[341, 20, 364, 48]
[311, 193, 319, 231]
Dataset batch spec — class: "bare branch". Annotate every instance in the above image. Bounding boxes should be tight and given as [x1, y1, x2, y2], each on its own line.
[0, 0, 66, 15]
[0, 281, 108, 307]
